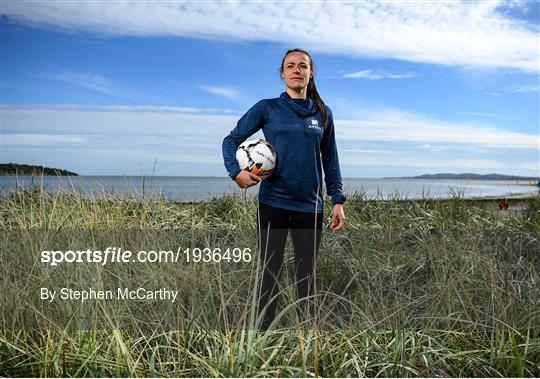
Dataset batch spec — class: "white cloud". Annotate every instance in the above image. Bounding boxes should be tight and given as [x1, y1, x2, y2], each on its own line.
[48, 70, 146, 101]
[1, 105, 240, 142]
[199, 85, 238, 99]
[3, 134, 87, 146]
[2, 1, 538, 72]
[2, 103, 538, 176]
[3, 104, 238, 115]
[342, 69, 416, 80]
[341, 157, 540, 172]
[3, 104, 537, 149]
[339, 156, 511, 169]
[419, 144, 446, 152]
[457, 112, 501, 117]
[338, 114, 538, 149]
[506, 85, 539, 93]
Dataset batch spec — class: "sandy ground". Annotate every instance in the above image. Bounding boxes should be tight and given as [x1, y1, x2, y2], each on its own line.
[480, 195, 537, 212]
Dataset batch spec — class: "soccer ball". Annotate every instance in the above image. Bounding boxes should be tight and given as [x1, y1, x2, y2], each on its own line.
[236, 139, 276, 180]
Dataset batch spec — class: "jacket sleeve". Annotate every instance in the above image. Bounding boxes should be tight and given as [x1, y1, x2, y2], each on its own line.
[320, 106, 346, 205]
[222, 100, 267, 180]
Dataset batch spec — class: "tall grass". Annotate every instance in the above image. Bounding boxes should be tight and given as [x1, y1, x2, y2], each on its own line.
[1, 184, 539, 376]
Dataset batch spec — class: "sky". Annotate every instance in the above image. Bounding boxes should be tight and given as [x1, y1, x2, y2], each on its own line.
[1, 0, 539, 178]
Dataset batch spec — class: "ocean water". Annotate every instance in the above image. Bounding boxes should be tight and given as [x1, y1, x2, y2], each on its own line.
[0, 175, 537, 202]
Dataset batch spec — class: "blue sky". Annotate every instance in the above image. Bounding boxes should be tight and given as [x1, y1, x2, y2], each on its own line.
[1, 1, 539, 177]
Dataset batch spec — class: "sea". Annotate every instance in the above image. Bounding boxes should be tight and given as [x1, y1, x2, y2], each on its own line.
[0, 176, 538, 202]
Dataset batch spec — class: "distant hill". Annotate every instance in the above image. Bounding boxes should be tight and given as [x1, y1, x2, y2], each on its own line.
[0, 163, 78, 176]
[394, 173, 539, 181]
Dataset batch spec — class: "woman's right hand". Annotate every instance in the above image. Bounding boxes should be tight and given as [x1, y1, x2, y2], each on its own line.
[235, 170, 261, 188]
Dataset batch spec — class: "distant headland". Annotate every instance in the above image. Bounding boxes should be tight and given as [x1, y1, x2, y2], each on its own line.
[0, 163, 78, 176]
[391, 173, 539, 181]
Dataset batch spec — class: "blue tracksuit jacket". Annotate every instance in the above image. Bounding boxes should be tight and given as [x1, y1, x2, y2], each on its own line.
[222, 92, 346, 213]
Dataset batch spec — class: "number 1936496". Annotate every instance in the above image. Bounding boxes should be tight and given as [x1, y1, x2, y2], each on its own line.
[183, 248, 252, 263]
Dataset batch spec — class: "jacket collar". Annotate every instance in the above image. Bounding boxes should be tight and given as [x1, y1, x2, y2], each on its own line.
[279, 92, 318, 117]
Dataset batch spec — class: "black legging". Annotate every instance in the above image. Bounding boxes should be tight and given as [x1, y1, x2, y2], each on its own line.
[256, 202, 323, 329]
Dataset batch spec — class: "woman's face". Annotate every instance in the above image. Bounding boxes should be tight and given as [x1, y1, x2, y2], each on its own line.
[281, 52, 313, 93]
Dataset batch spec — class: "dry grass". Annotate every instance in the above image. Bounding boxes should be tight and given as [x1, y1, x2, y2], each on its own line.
[1, 185, 539, 376]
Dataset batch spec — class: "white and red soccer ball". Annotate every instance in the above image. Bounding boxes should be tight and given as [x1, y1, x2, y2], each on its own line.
[236, 139, 277, 180]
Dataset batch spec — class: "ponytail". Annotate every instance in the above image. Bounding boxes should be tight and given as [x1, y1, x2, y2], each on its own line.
[307, 79, 329, 129]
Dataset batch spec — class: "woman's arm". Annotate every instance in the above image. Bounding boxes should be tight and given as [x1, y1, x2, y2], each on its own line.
[320, 106, 346, 206]
[320, 106, 346, 231]
[222, 100, 267, 181]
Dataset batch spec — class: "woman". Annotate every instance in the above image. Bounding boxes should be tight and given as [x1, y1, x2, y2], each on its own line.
[222, 48, 346, 330]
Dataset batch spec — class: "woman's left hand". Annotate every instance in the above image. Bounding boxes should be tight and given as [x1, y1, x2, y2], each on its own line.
[330, 204, 345, 231]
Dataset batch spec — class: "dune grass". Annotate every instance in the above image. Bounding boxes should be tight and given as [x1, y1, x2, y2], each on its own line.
[0, 184, 539, 377]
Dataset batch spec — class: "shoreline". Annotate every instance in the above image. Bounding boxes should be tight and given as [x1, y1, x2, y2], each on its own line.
[1, 176, 538, 204]
[1, 186, 537, 206]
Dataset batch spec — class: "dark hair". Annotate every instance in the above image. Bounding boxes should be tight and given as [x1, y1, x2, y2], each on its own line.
[279, 48, 329, 129]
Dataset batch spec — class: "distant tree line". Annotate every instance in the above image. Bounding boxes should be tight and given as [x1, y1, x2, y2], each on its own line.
[0, 163, 78, 176]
